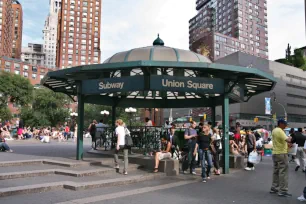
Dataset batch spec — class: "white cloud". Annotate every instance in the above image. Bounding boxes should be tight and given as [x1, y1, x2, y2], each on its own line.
[100, 0, 196, 61]
[20, 0, 306, 62]
[268, 0, 305, 60]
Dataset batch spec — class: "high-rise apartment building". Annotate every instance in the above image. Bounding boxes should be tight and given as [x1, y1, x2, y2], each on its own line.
[11, 0, 22, 59]
[21, 43, 46, 66]
[189, 0, 268, 61]
[43, 0, 61, 68]
[0, 0, 14, 58]
[56, 0, 102, 69]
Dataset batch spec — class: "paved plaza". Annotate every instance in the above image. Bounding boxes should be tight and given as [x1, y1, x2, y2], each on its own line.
[0, 140, 304, 204]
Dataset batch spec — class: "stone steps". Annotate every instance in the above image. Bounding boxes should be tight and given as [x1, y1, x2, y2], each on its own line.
[0, 158, 165, 198]
[0, 173, 165, 197]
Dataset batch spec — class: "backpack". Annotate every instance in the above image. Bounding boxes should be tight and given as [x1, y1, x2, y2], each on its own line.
[124, 127, 133, 147]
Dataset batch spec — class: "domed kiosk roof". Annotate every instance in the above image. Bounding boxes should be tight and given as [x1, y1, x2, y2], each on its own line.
[41, 35, 276, 108]
[103, 36, 211, 64]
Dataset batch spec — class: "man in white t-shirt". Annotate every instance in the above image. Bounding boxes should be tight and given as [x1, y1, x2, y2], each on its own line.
[114, 119, 128, 175]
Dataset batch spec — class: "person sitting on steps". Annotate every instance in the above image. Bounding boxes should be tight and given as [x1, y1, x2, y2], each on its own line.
[153, 136, 172, 173]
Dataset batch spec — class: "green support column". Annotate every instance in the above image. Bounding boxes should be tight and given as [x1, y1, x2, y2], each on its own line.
[112, 105, 116, 127]
[222, 94, 230, 174]
[76, 82, 84, 160]
[211, 106, 216, 127]
[111, 106, 116, 149]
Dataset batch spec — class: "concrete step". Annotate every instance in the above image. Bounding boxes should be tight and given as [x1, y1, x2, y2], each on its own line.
[0, 163, 141, 180]
[0, 171, 165, 197]
[0, 177, 181, 204]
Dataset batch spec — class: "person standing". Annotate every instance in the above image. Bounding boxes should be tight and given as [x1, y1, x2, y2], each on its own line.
[291, 128, 306, 172]
[64, 123, 70, 140]
[145, 117, 153, 127]
[212, 128, 222, 175]
[114, 119, 128, 175]
[70, 122, 75, 140]
[270, 119, 292, 197]
[17, 119, 24, 140]
[88, 120, 97, 150]
[183, 121, 198, 175]
[194, 124, 213, 183]
[244, 129, 257, 171]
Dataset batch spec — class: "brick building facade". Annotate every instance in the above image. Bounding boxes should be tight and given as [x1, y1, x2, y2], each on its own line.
[56, 0, 102, 68]
[189, 0, 268, 61]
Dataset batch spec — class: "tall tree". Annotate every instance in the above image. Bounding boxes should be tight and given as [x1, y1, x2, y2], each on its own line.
[0, 71, 33, 108]
[20, 88, 71, 127]
[293, 49, 305, 68]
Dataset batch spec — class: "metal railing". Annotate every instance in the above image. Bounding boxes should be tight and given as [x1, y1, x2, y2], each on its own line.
[94, 126, 188, 155]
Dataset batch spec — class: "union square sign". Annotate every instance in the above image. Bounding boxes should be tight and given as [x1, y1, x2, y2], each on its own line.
[82, 75, 225, 95]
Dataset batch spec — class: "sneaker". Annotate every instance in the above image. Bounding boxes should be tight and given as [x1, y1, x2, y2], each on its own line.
[295, 166, 300, 172]
[123, 171, 128, 175]
[297, 195, 306, 201]
[202, 179, 207, 183]
[183, 171, 188, 174]
[244, 167, 252, 171]
[114, 164, 119, 169]
[191, 172, 197, 175]
[270, 189, 278, 194]
[207, 177, 211, 180]
[251, 167, 255, 171]
[278, 192, 292, 197]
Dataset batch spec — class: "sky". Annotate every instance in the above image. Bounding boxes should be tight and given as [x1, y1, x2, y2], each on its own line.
[20, 0, 305, 62]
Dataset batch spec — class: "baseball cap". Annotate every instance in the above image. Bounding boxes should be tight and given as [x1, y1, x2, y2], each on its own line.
[277, 119, 288, 125]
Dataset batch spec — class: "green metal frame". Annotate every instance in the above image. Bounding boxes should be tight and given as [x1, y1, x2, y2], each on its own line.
[41, 59, 277, 172]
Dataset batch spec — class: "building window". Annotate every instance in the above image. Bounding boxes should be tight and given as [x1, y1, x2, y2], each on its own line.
[32, 74, 37, 79]
[215, 50, 220, 56]
[23, 72, 28, 77]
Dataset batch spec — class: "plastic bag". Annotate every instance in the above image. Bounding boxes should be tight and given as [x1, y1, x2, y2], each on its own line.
[248, 151, 260, 164]
[288, 144, 297, 155]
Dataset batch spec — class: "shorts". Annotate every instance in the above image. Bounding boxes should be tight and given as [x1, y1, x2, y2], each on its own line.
[17, 128, 23, 135]
[158, 152, 172, 160]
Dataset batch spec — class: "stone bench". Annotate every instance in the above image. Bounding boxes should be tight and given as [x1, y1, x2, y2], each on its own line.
[128, 156, 179, 176]
[220, 155, 245, 169]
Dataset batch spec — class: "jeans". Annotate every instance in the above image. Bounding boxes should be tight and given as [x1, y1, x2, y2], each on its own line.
[114, 145, 128, 172]
[70, 132, 74, 138]
[199, 149, 213, 179]
[295, 147, 306, 170]
[0, 142, 10, 151]
[247, 149, 254, 168]
[271, 154, 289, 193]
[212, 151, 220, 170]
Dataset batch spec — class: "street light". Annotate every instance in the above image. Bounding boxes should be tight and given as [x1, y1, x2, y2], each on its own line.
[125, 107, 137, 127]
[70, 112, 78, 117]
[271, 92, 288, 121]
[100, 110, 110, 116]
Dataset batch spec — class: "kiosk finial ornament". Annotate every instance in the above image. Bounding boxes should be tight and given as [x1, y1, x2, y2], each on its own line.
[153, 34, 164, 46]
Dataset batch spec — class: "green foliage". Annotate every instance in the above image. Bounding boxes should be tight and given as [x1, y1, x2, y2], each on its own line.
[0, 71, 33, 108]
[84, 104, 142, 127]
[20, 88, 70, 127]
[275, 58, 293, 66]
[0, 107, 12, 121]
[293, 49, 305, 68]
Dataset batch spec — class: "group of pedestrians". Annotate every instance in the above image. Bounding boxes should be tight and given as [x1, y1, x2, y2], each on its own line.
[269, 119, 306, 201]
[176, 121, 222, 182]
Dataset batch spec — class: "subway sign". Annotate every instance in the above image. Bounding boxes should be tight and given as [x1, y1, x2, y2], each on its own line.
[150, 75, 224, 94]
[82, 75, 225, 95]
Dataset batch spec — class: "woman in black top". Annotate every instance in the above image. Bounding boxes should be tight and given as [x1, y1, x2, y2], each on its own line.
[194, 124, 214, 183]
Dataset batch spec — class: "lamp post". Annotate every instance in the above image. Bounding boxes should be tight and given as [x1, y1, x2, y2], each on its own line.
[271, 92, 288, 121]
[70, 112, 78, 124]
[100, 110, 110, 120]
[125, 107, 137, 127]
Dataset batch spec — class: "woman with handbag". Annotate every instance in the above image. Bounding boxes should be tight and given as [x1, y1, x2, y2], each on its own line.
[114, 119, 128, 175]
[194, 124, 214, 183]
[212, 128, 222, 175]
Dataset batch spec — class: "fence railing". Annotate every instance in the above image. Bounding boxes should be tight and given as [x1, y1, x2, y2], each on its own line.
[95, 126, 188, 154]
